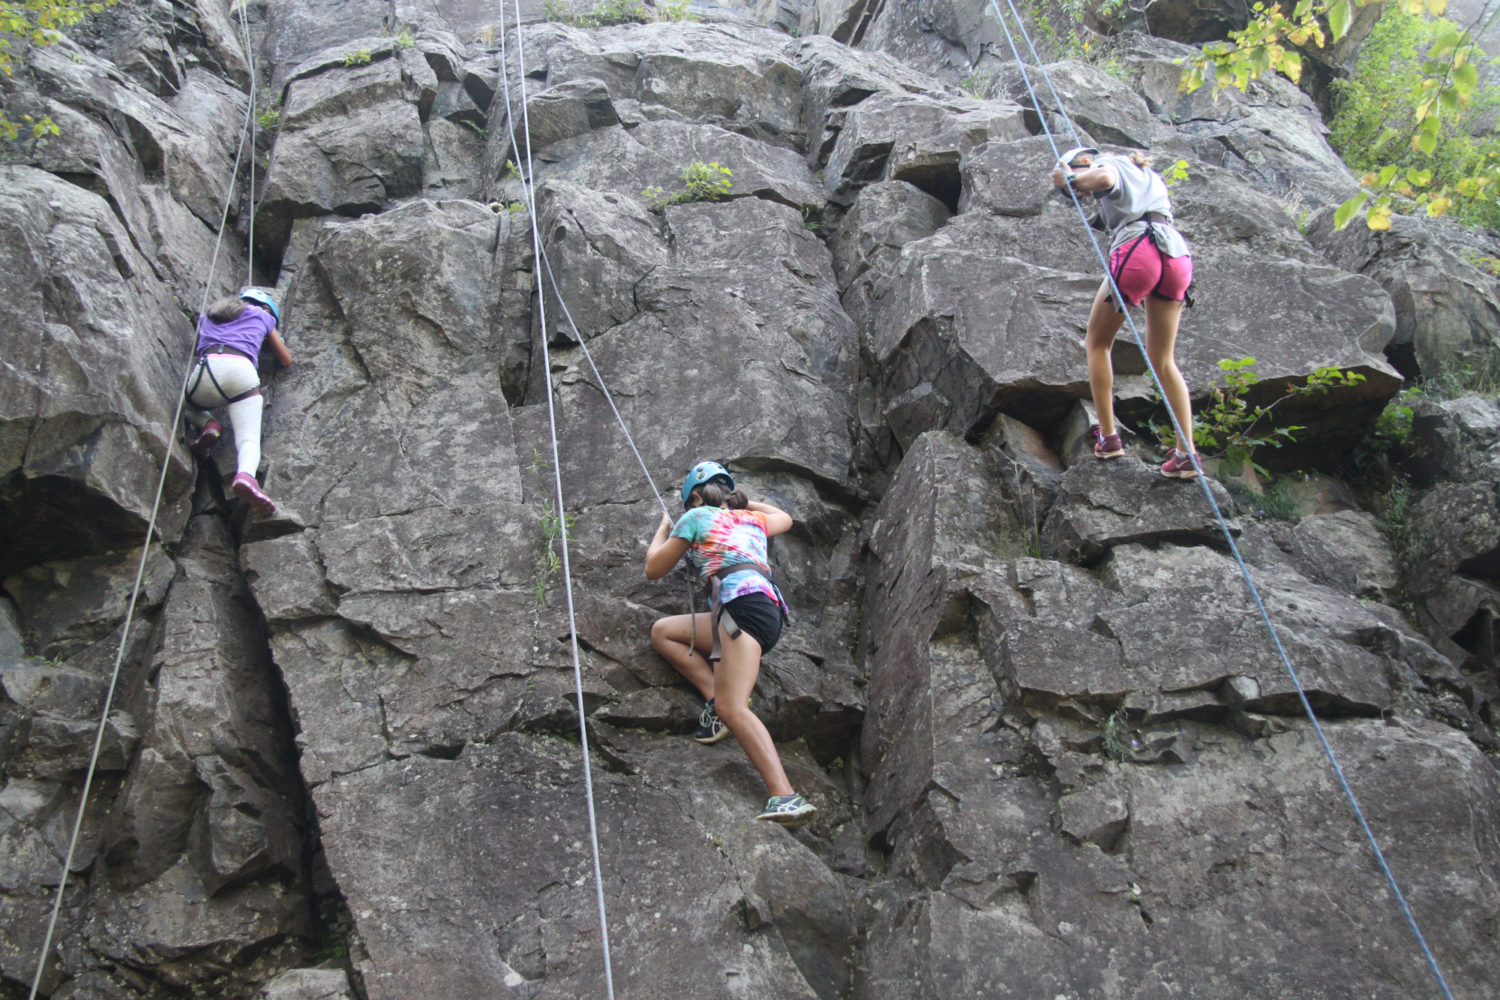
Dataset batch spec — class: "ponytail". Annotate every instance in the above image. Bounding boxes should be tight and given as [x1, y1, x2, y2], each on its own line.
[205, 296, 246, 323]
[695, 481, 748, 509]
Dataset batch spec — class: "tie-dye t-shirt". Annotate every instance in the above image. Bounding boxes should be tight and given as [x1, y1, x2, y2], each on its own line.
[671, 506, 782, 606]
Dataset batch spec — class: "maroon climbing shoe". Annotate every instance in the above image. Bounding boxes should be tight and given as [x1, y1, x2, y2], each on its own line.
[191, 419, 223, 459]
[1160, 449, 1201, 479]
[232, 473, 277, 517]
[1092, 425, 1124, 459]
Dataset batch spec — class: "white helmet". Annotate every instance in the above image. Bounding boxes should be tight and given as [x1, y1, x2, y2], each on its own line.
[1058, 146, 1101, 169]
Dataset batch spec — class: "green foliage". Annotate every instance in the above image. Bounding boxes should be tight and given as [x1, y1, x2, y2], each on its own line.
[642, 160, 733, 207]
[0, 0, 115, 140]
[543, 0, 653, 27]
[1181, 0, 1498, 230]
[255, 101, 281, 131]
[342, 48, 373, 66]
[1380, 475, 1413, 548]
[960, 71, 992, 98]
[679, 160, 732, 201]
[1328, 5, 1500, 229]
[528, 449, 576, 605]
[1162, 158, 1190, 186]
[1155, 357, 1367, 475]
[393, 24, 416, 49]
[1371, 397, 1415, 451]
[534, 498, 577, 605]
[1101, 708, 1139, 761]
[1247, 476, 1302, 520]
[1458, 248, 1500, 276]
[656, 0, 698, 22]
[1419, 355, 1500, 400]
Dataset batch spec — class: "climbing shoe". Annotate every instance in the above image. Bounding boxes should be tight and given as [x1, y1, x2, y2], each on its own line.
[231, 473, 277, 517]
[190, 420, 223, 459]
[1092, 425, 1124, 459]
[1160, 449, 1200, 479]
[756, 793, 816, 828]
[694, 699, 730, 744]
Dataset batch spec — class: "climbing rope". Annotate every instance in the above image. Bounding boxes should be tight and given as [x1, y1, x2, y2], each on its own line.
[26, 6, 263, 997]
[981, 3, 1455, 996]
[537, 254, 672, 516]
[498, 5, 617, 996]
[241, 5, 258, 287]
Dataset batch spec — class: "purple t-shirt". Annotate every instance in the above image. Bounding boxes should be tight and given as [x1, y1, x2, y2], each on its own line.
[196, 305, 275, 360]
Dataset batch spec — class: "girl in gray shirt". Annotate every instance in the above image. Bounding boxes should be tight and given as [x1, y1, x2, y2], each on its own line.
[1052, 147, 1198, 479]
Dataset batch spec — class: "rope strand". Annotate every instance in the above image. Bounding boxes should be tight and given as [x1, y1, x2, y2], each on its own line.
[983, 4, 1455, 996]
[26, 6, 262, 996]
[499, 7, 617, 996]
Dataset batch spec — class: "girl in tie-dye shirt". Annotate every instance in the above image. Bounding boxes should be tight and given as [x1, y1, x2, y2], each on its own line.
[645, 465, 815, 827]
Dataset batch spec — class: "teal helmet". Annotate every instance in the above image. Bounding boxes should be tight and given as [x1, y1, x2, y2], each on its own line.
[239, 287, 280, 324]
[681, 460, 733, 507]
[1058, 146, 1101, 169]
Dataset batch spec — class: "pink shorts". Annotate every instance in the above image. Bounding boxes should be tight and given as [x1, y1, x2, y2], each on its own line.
[1107, 236, 1193, 310]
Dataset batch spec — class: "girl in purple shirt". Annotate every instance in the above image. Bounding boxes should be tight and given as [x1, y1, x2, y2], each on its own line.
[185, 288, 292, 516]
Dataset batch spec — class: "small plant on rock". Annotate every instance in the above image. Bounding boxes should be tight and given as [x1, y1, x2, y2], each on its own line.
[1153, 357, 1366, 476]
[678, 160, 733, 201]
[1162, 158, 1190, 187]
[1101, 708, 1139, 761]
[544, 0, 653, 27]
[255, 101, 281, 131]
[642, 161, 733, 208]
[960, 71, 992, 98]
[656, 0, 698, 22]
[342, 48, 373, 66]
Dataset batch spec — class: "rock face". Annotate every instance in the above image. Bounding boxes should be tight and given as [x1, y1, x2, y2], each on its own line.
[2, 1, 1499, 999]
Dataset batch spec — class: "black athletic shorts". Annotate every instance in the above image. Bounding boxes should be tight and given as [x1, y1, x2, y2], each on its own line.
[720, 593, 783, 654]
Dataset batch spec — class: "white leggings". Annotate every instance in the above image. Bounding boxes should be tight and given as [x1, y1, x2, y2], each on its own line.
[186, 354, 263, 478]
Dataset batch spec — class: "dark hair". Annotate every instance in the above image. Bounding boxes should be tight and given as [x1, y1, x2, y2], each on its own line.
[693, 480, 748, 510]
[205, 296, 246, 323]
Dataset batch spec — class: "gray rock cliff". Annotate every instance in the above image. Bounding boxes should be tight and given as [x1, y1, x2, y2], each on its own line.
[2, 0, 1498, 997]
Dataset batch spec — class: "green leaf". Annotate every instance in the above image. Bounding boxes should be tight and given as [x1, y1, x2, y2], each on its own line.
[1327, 0, 1352, 41]
[1414, 121, 1439, 155]
[1281, 50, 1302, 84]
[1334, 191, 1370, 230]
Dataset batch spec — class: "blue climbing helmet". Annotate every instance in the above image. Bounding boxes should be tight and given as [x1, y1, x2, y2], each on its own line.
[681, 460, 733, 507]
[1059, 146, 1101, 169]
[239, 287, 280, 324]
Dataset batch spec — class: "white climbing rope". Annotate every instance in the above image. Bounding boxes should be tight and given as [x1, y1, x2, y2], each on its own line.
[27, 5, 263, 997]
[498, 5, 617, 996]
[981, 3, 1455, 996]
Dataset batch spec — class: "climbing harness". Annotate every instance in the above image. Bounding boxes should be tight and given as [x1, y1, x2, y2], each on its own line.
[27, 6, 267, 998]
[984, 2, 1455, 996]
[185, 347, 264, 407]
[1105, 215, 1194, 310]
[702, 559, 789, 662]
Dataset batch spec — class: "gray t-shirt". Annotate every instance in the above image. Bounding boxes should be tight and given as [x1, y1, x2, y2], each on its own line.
[1093, 155, 1190, 258]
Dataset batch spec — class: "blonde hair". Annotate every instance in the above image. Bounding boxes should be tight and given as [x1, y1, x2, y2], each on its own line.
[1129, 151, 1154, 169]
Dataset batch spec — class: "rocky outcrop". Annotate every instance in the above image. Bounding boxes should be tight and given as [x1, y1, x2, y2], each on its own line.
[2, 1, 1499, 998]
[1306, 209, 1500, 379]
